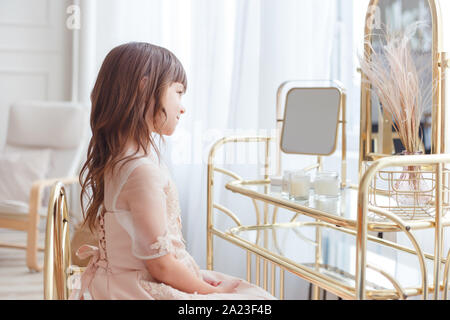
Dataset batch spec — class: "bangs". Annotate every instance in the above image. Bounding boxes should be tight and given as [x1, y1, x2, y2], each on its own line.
[169, 55, 188, 92]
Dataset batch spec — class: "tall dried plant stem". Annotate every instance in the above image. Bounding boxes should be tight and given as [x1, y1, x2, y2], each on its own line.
[360, 32, 425, 154]
[359, 26, 433, 200]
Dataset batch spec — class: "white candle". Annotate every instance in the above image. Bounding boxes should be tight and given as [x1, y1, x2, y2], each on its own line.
[314, 172, 340, 197]
[269, 176, 282, 193]
[315, 197, 339, 214]
[289, 171, 310, 200]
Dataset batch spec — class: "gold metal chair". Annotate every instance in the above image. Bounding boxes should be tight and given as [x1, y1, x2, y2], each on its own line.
[43, 181, 84, 300]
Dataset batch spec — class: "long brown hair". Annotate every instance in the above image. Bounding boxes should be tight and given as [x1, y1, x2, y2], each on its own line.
[80, 42, 187, 232]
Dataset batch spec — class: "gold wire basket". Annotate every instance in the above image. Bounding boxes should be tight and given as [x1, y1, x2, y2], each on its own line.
[364, 162, 450, 221]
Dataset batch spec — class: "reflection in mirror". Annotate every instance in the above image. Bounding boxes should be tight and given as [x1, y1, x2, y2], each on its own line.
[369, 0, 433, 154]
[279, 81, 344, 156]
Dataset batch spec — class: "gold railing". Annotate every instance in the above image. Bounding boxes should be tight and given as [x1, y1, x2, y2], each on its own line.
[365, 163, 450, 221]
[357, 154, 450, 300]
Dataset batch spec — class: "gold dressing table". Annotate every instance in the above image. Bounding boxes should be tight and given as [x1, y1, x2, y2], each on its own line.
[206, 0, 450, 300]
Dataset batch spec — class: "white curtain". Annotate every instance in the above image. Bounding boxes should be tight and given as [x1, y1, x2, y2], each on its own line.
[77, 0, 341, 299]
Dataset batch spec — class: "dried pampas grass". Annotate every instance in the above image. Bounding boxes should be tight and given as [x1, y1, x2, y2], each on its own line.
[359, 23, 433, 154]
[360, 23, 436, 205]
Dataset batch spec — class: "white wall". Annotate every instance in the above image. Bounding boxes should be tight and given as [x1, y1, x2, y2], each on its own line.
[0, 0, 73, 149]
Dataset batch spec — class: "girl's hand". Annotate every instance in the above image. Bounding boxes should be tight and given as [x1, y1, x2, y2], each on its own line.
[214, 279, 241, 294]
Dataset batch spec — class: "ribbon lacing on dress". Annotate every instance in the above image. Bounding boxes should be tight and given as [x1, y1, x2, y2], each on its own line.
[69, 213, 109, 300]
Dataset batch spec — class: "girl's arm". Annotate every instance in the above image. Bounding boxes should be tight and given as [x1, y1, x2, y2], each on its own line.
[119, 164, 239, 294]
[144, 254, 238, 294]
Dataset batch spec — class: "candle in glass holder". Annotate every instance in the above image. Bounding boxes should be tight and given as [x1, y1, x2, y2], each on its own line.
[269, 176, 282, 193]
[281, 170, 292, 198]
[314, 171, 340, 198]
[289, 171, 311, 201]
[315, 197, 340, 214]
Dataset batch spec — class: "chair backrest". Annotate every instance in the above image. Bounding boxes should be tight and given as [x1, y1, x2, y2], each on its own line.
[44, 181, 74, 300]
[5, 101, 89, 179]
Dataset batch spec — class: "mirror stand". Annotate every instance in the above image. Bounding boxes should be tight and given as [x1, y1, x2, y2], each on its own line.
[275, 80, 347, 188]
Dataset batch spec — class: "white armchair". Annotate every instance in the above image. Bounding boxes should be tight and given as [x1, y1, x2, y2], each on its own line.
[0, 101, 88, 271]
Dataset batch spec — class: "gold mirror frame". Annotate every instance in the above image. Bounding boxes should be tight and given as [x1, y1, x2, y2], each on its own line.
[275, 81, 347, 186]
[359, 0, 447, 176]
[278, 81, 345, 156]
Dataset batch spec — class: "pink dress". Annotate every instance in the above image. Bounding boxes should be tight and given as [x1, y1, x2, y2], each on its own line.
[69, 150, 276, 300]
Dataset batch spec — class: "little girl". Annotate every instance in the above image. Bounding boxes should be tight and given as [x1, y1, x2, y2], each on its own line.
[70, 42, 276, 300]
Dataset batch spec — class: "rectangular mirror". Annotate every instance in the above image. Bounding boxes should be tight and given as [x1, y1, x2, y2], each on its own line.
[278, 80, 345, 156]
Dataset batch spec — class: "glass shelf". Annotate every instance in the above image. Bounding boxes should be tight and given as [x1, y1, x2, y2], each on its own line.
[226, 180, 450, 231]
[227, 222, 442, 299]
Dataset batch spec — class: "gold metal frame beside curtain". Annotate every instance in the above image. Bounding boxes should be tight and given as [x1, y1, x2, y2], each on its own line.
[358, 0, 448, 176]
[207, 135, 450, 300]
[206, 72, 450, 300]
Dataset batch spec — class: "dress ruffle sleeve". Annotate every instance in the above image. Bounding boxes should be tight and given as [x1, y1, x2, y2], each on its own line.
[113, 160, 173, 260]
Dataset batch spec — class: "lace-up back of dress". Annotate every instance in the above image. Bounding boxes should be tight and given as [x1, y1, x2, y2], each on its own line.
[97, 210, 108, 262]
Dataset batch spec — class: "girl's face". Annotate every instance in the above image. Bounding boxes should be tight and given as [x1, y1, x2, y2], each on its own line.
[152, 82, 186, 136]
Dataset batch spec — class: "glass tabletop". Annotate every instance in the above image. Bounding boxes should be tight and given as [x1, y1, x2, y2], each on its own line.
[226, 181, 359, 225]
[226, 181, 447, 229]
[228, 222, 438, 296]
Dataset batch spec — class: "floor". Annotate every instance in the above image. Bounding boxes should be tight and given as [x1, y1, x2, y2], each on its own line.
[0, 225, 45, 300]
